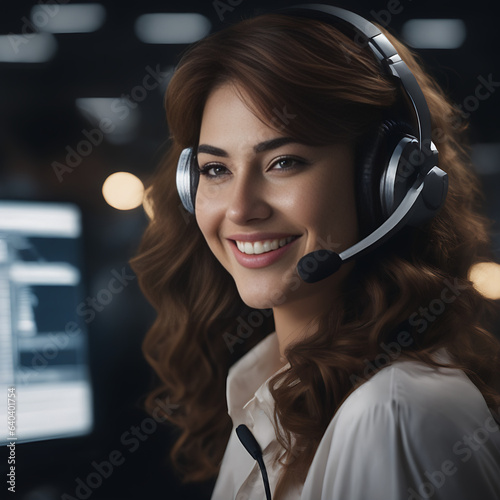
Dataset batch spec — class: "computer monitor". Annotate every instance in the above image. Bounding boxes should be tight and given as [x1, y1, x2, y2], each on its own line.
[0, 201, 93, 444]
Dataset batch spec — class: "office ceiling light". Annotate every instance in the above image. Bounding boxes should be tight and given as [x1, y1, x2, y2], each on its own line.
[402, 19, 466, 49]
[0, 33, 57, 63]
[30, 3, 106, 33]
[75, 97, 140, 145]
[135, 13, 211, 44]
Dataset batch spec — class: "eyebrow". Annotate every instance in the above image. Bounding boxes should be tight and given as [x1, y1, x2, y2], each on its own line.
[197, 137, 299, 157]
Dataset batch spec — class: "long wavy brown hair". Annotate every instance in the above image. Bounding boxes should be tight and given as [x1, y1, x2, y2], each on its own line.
[131, 13, 500, 498]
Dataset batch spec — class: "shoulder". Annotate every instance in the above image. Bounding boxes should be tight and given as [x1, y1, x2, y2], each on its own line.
[300, 358, 500, 500]
[333, 357, 493, 449]
[340, 356, 486, 425]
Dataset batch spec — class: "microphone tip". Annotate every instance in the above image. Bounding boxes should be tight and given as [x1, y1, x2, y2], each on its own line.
[236, 424, 262, 460]
[297, 250, 343, 283]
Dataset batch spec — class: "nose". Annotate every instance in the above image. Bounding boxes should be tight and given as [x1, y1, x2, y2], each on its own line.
[226, 168, 272, 225]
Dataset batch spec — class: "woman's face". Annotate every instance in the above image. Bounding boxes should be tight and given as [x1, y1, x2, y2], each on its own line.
[195, 82, 359, 310]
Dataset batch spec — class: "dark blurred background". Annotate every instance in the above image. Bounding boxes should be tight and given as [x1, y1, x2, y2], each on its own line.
[0, 1, 499, 499]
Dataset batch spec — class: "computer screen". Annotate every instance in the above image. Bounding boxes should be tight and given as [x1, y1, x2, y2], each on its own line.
[0, 201, 93, 444]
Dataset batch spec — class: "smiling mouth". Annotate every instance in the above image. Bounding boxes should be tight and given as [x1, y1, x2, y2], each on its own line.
[234, 236, 298, 255]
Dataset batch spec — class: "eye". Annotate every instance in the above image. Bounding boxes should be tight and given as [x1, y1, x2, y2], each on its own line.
[270, 156, 306, 171]
[198, 164, 230, 179]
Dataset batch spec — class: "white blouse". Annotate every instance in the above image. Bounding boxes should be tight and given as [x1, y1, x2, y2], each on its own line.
[211, 332, 500, 500]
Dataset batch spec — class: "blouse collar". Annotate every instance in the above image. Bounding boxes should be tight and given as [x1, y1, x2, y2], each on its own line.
[226, 332, 290, 451]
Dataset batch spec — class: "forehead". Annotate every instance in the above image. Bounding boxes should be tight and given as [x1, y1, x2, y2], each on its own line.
[199, 82, 281, 146]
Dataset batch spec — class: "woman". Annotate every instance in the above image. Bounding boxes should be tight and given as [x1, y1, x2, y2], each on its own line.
[132, 5, 500, 499]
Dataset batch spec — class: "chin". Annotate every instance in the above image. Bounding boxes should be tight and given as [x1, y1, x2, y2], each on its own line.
[235, 284, 284, 310]
[238, 293, 273, 310]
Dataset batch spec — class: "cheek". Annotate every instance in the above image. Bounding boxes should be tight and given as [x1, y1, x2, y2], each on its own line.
[302, 169, 358, 246]
[196, 181, 225, 209]
[195, 193, 223, 251]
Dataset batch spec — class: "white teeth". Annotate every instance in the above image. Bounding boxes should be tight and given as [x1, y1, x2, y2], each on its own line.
[244, 242, 254, 254]
[254, 242, 264, 254]
[235, 236, 295, 255]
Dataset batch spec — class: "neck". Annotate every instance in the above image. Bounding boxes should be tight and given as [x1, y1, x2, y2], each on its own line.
[273, 287, 339, 357]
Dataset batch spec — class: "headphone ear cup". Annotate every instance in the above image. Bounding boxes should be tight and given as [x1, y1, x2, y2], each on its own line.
[356, 120, 418, 235]
[379, 135, 420, 218]
[176, 147, 199, 214]
[356, 122, 388, 236]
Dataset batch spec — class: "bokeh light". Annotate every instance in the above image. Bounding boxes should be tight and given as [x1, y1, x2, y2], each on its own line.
[102, 172, 144, 210]
[468, 262, 500, 300]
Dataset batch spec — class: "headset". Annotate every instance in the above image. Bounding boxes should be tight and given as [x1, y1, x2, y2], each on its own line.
[175, 3, 448, 284]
